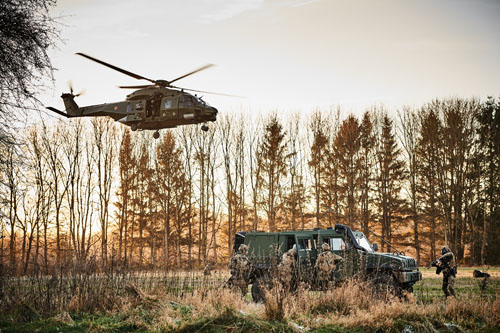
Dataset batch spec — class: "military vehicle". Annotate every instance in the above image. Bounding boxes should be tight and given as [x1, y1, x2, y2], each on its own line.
[47, 53, 230, 139]
[231, 224, 422, 301]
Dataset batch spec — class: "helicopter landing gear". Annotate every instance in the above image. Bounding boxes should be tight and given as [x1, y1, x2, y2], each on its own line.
[201, 124, 209, 132]
[153, 131, 160, 139]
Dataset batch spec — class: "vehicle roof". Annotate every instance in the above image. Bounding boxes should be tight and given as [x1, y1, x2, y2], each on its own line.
[246, 228, 344, 237]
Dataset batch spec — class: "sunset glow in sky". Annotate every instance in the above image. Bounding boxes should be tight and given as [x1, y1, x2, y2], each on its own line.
[42, 0, 500, 117]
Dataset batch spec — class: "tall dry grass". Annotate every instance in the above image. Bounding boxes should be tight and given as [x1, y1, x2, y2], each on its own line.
[291, 283, 498, 330]
[0, 268, 228, 319]
[1, 267, 499, 331]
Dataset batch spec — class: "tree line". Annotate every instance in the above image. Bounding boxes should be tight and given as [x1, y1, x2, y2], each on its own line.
[1, 97, 499, 275]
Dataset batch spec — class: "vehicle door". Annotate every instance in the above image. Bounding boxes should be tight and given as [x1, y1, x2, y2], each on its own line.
[295, 236, 316, 278]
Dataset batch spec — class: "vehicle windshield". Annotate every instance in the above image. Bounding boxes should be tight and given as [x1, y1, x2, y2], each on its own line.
[355, 234, 374, 252]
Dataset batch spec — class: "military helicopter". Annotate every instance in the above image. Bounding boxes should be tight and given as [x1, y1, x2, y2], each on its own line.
[47, 53, 225, 138]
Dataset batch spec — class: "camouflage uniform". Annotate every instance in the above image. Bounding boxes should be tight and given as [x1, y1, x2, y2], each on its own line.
[228, 244, 251, 295]
[278, 247, 297, 290]
[315, 243, 343, 288]
[437, 245, 456, 297]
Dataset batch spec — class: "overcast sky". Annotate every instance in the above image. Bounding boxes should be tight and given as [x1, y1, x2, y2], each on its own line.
[41, 0, 500, 118]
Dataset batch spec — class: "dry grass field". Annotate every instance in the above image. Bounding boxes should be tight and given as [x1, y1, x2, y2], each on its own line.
[0, 267, 499, 332]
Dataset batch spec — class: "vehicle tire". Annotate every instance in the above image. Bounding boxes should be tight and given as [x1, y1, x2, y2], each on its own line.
[251, 279, 265, 303]
[372, 272, 400, 296]
[402, 283, 413, 294]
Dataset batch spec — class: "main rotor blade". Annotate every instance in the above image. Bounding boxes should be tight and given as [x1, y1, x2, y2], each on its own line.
[76, 53, 155, 83]
[118, 84, 154, 89]
[169, 64, 214, 85]
[172, 85, 244, 98]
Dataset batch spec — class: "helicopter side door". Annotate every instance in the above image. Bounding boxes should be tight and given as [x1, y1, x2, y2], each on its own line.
[146, 94, 162, 119]
[144, 94, 162, 119]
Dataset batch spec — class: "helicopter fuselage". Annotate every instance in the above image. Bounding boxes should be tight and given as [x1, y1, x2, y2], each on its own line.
[60, 87, 218, 131]
[47, 53, 224, 135]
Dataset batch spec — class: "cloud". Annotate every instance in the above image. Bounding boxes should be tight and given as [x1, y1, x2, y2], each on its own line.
[290, 0, 320, 8]
[200, 0, 265, 23]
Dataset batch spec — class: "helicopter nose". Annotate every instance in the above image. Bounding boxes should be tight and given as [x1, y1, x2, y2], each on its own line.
[209, 107, 218, 121]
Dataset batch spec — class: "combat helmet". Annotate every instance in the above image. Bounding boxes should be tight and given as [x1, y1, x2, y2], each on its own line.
[441, 245, 451, 255]
[238, 244, 248, 254]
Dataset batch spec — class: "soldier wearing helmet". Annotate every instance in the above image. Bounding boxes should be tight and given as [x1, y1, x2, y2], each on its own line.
[278, 245, 298, 290]
[315, 242, 343, 289]
[228, 244, 252, 296]
[436, 245, 457, 297]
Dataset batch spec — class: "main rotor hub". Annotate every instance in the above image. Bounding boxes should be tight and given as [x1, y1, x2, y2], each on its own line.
[154, 80, 170, 87]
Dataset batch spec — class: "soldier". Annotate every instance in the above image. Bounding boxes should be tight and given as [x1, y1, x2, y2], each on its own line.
[435, 245, 457, 298]
[278, 246, 297, 290]
[315, 243, 343, 289]
[228, 244, 251, 296]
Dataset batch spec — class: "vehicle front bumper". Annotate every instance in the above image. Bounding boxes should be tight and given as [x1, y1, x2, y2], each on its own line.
[394, 270, 422, 283]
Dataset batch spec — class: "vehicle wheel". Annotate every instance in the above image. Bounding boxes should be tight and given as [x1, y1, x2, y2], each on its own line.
[201, 125, 209, 132]
[153, 131, 160, 139]
[131, 124, 138, 131]
[372, 272, 399, 296]
[403, 284, 413, 293]
[386, 275, 404, 297]
[251, 279, 265, 303]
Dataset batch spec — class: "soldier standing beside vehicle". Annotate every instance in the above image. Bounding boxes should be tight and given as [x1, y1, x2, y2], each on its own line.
[435, 245, 457, 298]
[315, 243, 343, 289]
[278, 246, 297, 290]
[228, 244, 251, 296]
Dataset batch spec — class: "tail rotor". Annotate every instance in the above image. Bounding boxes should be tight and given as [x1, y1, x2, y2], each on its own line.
[67, 81, 86, 97]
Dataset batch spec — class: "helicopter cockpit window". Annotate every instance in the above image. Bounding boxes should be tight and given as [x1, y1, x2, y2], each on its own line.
[183, 96, 193, 107]
[193, 95, 208, 106]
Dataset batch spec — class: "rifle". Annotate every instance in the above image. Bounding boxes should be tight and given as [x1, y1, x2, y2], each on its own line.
[427, 259, 442, 275]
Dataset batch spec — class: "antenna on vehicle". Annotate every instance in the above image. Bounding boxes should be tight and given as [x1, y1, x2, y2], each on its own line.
[366, 228, 404, 255]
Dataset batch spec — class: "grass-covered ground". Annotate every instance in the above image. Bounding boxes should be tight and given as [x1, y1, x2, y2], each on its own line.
[416, 266, 500, 302]
[1, 267, 499, 332]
